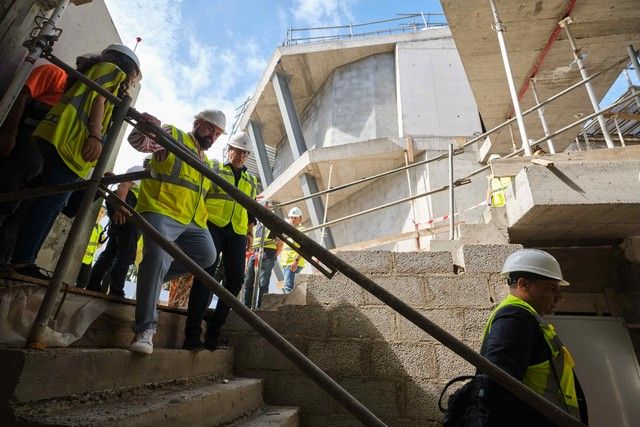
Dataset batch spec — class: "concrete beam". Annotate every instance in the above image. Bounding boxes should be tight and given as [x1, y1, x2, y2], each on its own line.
[299, 172, 335, 249]
[247, 120, 274, 186]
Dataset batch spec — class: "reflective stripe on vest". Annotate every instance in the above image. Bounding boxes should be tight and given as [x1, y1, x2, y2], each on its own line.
[482, 295, 580, 417]
[489, 176, 512, 207]
[135, 126, 210, 227]
[205, 160, 257, 235]
[280, 224, 305, 268]
[82, 223, 103, 265]
[33, 62, 126, 178]
[252, 225, 278, 250]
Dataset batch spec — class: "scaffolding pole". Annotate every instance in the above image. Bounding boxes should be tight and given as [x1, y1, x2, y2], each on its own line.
[0, 0, 70, 127]
[530, 78, 556, 154]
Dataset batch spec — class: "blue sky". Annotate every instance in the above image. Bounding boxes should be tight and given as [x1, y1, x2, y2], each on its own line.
[104, 0, 444, 172]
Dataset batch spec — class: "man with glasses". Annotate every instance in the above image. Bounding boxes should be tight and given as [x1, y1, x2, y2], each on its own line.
[184, 131, 258, 350]
[126, 109, 226, 354]
[473, 249, 588, 425]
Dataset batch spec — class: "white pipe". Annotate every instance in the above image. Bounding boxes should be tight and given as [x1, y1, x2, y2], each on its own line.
[0, 0, 71, 127]
[560, 17, 615, 148]
[613, 116, 626, 147]
[489, 0, 531, 156]
[319, 161, 334, 248]
[448, 143, 455, 241]
[530, 79, 556, 154]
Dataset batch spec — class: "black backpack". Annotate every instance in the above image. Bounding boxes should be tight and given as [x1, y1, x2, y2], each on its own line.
[439, 375, 490, 427]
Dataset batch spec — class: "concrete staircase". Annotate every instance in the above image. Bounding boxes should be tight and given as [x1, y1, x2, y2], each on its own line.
[0, 347, 298, 426]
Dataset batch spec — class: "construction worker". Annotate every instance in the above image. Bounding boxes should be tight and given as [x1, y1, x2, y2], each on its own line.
[183, 131, 258, 350]
[86, 164, 144, 297]
[127, 109, 226, 354]
[76, 206, 106, 288]
[280, 207, 305, 294]
[478, 249, 588, 425]
[486, 154, 512, 208]
[242, 221, 283, 308]
[7, 44, 141, 282]
[0, 54, 97, 265]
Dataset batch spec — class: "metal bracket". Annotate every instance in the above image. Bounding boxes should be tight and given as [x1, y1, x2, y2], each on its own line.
[24, 16, 62, 54]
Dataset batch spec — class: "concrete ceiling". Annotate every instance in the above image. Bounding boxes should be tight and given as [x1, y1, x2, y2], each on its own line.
[441, 0, 640, 154]
[237, 31, 442, 149]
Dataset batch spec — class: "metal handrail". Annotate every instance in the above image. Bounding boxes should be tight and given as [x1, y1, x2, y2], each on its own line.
[25, 52, 583, 426]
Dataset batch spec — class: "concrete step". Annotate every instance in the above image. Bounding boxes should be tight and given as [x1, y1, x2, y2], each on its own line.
[260, 282, 307, 311]
[231, 406, 299, 426]
[1, 347, 233, 403]
[13, 377, 264, 427]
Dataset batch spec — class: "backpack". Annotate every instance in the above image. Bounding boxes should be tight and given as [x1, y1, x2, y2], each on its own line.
[439, 375, 490, 427]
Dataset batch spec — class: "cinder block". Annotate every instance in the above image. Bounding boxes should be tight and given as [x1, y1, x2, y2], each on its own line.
[434, 344, 475, 380]
[405, 379, 447, 421]
[487, 273, 509, 304]
[329, 306, 398, 341]
[370, 343, 437, 379]
[306, 274, 366, 306]
[463, 309, 492, 342]
[457, 243, 522, 273]
[334, 250, 394, 274]
[425, 274, 493, 308]
[230, 335, 300, 371]
[363, 275, 430, 307]
[307, 340, 362, 375]
[457, 223, 509, 245]
[393, 251, 453, 274]
[337, 378, 401, 416]
[397, 309, 464, 342]
[276, 305, 330, 338]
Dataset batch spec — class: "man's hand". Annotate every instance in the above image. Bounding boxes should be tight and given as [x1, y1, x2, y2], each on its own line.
[0, 130, 18, 157]
[142, 112, 161, 131]
[290, 259, 299, 271]
[113, 209, 128, 225]
[82, 136, 102, 162]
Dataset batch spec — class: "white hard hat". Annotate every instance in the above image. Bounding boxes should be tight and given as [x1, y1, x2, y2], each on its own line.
[102, 43, 140, 70]
[499, 249, 569, 286]
[195, 109, 226, 134]
[227, 131, 251, 152]
[488, 154, 502, 162]
[288, 207, 303, 218]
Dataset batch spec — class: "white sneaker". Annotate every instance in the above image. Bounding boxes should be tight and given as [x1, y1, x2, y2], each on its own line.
[129, 329, 155, 354]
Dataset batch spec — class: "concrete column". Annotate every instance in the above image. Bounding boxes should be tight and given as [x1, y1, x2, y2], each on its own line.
[247, 120, 274, 186]
[272, 71, 335, 248]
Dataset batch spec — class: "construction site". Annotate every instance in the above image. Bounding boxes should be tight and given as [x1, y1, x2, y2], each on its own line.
[1, 0, 640, 425]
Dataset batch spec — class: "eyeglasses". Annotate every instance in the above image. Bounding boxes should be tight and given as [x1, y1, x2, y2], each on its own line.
[230, 147, 250, 156]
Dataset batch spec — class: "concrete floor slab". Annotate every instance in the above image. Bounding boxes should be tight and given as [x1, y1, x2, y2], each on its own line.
[441, 0, 640, 153]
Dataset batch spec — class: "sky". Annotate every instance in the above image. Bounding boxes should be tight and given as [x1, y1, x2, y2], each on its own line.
[103, 0, 445, 173]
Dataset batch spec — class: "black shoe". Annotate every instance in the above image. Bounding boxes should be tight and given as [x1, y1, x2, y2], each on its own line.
[182, 339, 204, 351]
[8, 264, 53, 283]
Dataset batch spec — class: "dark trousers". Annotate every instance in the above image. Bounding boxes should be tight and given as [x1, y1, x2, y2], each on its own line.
[76, 262, 92, 288]
[185, 222, 247, 345]
[86, 223, 137, 297]
[242, 249, 276, 308]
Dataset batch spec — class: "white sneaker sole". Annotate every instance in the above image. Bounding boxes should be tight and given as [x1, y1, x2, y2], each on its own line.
[129, 342, 153, 355]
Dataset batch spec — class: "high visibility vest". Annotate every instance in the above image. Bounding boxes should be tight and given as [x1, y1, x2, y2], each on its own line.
[489, 176, 512, 207]
[33, 62, 126, 178]
[482, 295, 580, 417]
[252, 224, 278, 250]
[205, 160, 257, 236]
[82, 223, 104, 265]
[280, 225, 305, 268]
[135, 126, 210, 228]
[130, 182, 140, 199]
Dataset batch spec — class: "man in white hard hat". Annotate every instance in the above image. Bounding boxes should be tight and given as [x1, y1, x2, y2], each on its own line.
[475, 249, 588, 425]
[280, 207, 305, 294]
[86, 164, 145, 297]
[126, 109, 226, 354]
[183, 131, 258, 350]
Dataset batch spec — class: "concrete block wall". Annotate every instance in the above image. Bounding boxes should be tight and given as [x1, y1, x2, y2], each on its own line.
[221, 249, 520, 425]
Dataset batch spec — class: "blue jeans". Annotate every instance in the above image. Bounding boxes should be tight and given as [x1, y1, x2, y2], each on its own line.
[242, 249, 276, 308]
[11, 140, 80, 264]
[283, 265, 302, 294]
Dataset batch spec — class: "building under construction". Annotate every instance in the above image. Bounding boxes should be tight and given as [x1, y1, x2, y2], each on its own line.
[1, 0, 640, 426]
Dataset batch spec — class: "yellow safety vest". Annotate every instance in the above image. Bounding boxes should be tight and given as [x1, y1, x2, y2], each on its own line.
[136, 126, 210, 228]
[82, 223, 104, 265]
[280, 225, 305, 268]
[205, 160, 257, 235]
[130, 182, 140, 199]
[489, 176, 512, 207]
[33, 62, 126, 178]
[252, 225, 278, 250]
[482, 295, 580, 417]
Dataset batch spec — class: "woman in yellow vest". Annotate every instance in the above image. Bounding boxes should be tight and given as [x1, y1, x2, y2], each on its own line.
[8, 44, 141, 282]
[486, 154, 512, 208]
[76, 206, 106, 289]
[478, 249, 588, 425]
[280, 207, 305, 294]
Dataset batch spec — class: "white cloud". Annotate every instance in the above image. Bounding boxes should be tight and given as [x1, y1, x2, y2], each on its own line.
[288, 0, 357, 43]
[104, 0, 267, 173]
